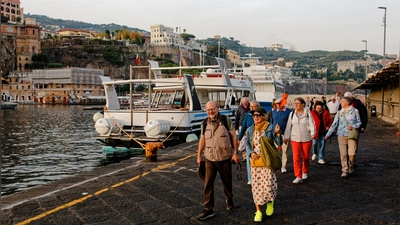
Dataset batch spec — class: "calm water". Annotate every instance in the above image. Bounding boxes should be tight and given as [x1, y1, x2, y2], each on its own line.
[1, 105, 105, 196]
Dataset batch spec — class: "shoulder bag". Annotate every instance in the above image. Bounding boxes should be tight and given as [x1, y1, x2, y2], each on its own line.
[343, 111, 359, 140]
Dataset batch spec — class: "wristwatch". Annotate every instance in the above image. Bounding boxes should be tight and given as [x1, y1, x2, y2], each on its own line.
[234, 150, 239, 154]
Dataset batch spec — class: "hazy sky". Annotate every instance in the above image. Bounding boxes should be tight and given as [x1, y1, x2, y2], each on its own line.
[22, 0, 399, 56]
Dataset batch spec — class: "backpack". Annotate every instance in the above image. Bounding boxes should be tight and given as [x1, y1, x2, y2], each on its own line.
[201, 115, 233, 146]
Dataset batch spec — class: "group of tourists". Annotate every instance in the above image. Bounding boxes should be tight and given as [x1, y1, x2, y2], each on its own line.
[196, 92, 368, 222]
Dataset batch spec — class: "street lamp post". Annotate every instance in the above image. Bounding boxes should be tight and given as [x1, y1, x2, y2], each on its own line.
[362, 40, 368, 80]
[362, 40, 368, 107]
[378, 6, 387, 58]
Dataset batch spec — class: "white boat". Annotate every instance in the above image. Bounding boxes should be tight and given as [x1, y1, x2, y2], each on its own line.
[92, 58, 255, 150]
[1, 93, 17, 109]
[240, 54, 284, 111]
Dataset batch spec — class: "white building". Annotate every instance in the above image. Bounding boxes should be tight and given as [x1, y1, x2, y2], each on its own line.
[150, 24, 206, 52]
[270, 65, 293, 80]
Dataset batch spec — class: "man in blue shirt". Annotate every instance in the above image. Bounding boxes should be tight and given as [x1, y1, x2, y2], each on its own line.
[271, 98, 292, 173]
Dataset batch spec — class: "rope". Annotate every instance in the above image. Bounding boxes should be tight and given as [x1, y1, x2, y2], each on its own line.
[162, 108, 189, 144]
[104, 107, 190, 148]
[105, 110, 146, 149]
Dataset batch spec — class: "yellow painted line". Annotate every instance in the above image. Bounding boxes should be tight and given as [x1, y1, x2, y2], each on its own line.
[94, 188, 109, 195]
[16, 195, 93, 225]
[111, 182, 125, 188]
[15, 153, 196, 225]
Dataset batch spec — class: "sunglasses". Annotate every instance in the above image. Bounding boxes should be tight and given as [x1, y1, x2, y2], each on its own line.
[252, 114, 263, 118]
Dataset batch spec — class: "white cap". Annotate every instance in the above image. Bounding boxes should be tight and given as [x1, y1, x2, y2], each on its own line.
[344, 92, 352, 97]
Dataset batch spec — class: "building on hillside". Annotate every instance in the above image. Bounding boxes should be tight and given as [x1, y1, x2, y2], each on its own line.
[336, 59, 372, 73]
[226, 49, 242, 65]
[266, 44, 283, 51]
[58, 28, 93, 38]
[0, 0, 23, 24]
[150, 24, 206, 52]
[271, 65, 293, 80]
[8, 68, 105, 104]
[285, 61, 296, 67]
[40, 29, 58, 39]
[16, 18, 41, 72]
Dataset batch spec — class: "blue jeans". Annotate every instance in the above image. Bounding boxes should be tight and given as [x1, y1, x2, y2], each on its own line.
[312, 135, 326, 160]
[246, 147, 251, 182]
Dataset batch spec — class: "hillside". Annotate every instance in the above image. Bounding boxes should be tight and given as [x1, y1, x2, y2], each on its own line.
[24, 14, 150, 35]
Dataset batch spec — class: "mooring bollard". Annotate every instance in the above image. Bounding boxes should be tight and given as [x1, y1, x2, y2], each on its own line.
[145, 142, 164, 162]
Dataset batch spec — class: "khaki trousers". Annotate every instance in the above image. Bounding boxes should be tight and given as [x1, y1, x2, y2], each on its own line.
[337, 136, 357, 173]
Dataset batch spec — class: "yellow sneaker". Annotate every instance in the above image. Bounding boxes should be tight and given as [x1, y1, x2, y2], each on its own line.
[266, 201, 274, 216]
[254, 210, 262, 222]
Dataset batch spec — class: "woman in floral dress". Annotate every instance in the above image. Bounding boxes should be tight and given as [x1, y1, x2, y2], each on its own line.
[245, 107, 282, 222]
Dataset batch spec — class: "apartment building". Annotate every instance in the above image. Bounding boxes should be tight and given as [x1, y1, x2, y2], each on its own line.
[0, 0, 23, 24]
[8, 68, 105, 104]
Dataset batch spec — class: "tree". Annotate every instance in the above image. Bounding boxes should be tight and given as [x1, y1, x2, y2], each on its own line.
[180, 33, 196, 45]
[105, 30, 111, 39]
[1, 16, 9, 23]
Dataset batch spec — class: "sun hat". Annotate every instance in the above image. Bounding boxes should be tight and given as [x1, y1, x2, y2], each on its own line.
[198, 161, 205, 181]
[250, 107, 267, 116]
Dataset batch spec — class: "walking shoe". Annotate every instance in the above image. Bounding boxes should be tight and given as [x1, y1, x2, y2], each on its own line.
[197, 209, 214, 220]
[254, 210, 262, 222]
[247, 181, 252, 185]
[318, 159, 325, 164]
[293, 178, 303, 184]
[266, 201, 274, 216]
[302, 173, 308, 179]
[312, 154, 317, 161]
[226, 199, 234, 211]
[281, 167, 287, 173]
[341, 172, 348, 178]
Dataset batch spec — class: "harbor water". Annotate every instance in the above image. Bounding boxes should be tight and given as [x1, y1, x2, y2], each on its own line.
[1, 105, 105, 196]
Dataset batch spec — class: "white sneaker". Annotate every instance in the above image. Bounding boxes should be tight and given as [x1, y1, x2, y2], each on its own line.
[302, 173, 308, 179]
[247, 181, 251, 185]
[293, 178, 303, 184]
[318, 159, 325, 164]
[312, 154, 317, 161]
[281, 167, 287, 173]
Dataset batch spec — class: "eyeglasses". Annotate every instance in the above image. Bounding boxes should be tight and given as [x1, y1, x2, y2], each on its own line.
[250, 105, 258, 108]
[206, 107, 217, 112]
[253, 114, 262, 118]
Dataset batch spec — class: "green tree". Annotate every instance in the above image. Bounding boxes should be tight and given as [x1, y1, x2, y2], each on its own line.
[102, 46, 124, 66]
[1, 16, 9, 23]
[180, 33, 196, 45]
[32, 53, 49, 69]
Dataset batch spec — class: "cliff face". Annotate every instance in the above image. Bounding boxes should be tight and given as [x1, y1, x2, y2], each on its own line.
[0, 37, 17, 75]
[40, 40, 211, 80]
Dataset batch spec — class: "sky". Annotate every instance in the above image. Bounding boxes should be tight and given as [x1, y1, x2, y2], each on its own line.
[22, 0, 400, 56]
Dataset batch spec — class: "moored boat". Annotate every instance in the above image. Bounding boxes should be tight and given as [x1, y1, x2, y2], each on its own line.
[92, 58, 255, 151]
[241, 55, 284, 111]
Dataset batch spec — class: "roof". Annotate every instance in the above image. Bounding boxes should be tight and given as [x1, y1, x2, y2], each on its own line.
[353, 58, 399, 90]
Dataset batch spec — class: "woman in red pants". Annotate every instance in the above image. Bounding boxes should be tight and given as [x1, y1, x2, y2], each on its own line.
[283, 97, 316, 184]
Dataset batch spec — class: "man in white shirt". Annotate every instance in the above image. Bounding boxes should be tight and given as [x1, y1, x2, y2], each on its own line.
[326, 96, 340, 119]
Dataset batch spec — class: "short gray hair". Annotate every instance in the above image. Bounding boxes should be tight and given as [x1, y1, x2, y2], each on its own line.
[250, 100, 259, 106]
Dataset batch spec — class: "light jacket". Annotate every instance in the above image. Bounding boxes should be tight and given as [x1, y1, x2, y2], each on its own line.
[284, 109, 316, 142]
[311, 109, 333, 138]
[238, 112, 253, 141]
[326, 107, 361, 137]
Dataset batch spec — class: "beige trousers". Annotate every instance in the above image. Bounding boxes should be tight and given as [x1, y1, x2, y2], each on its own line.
[337, 136, 357, 173]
